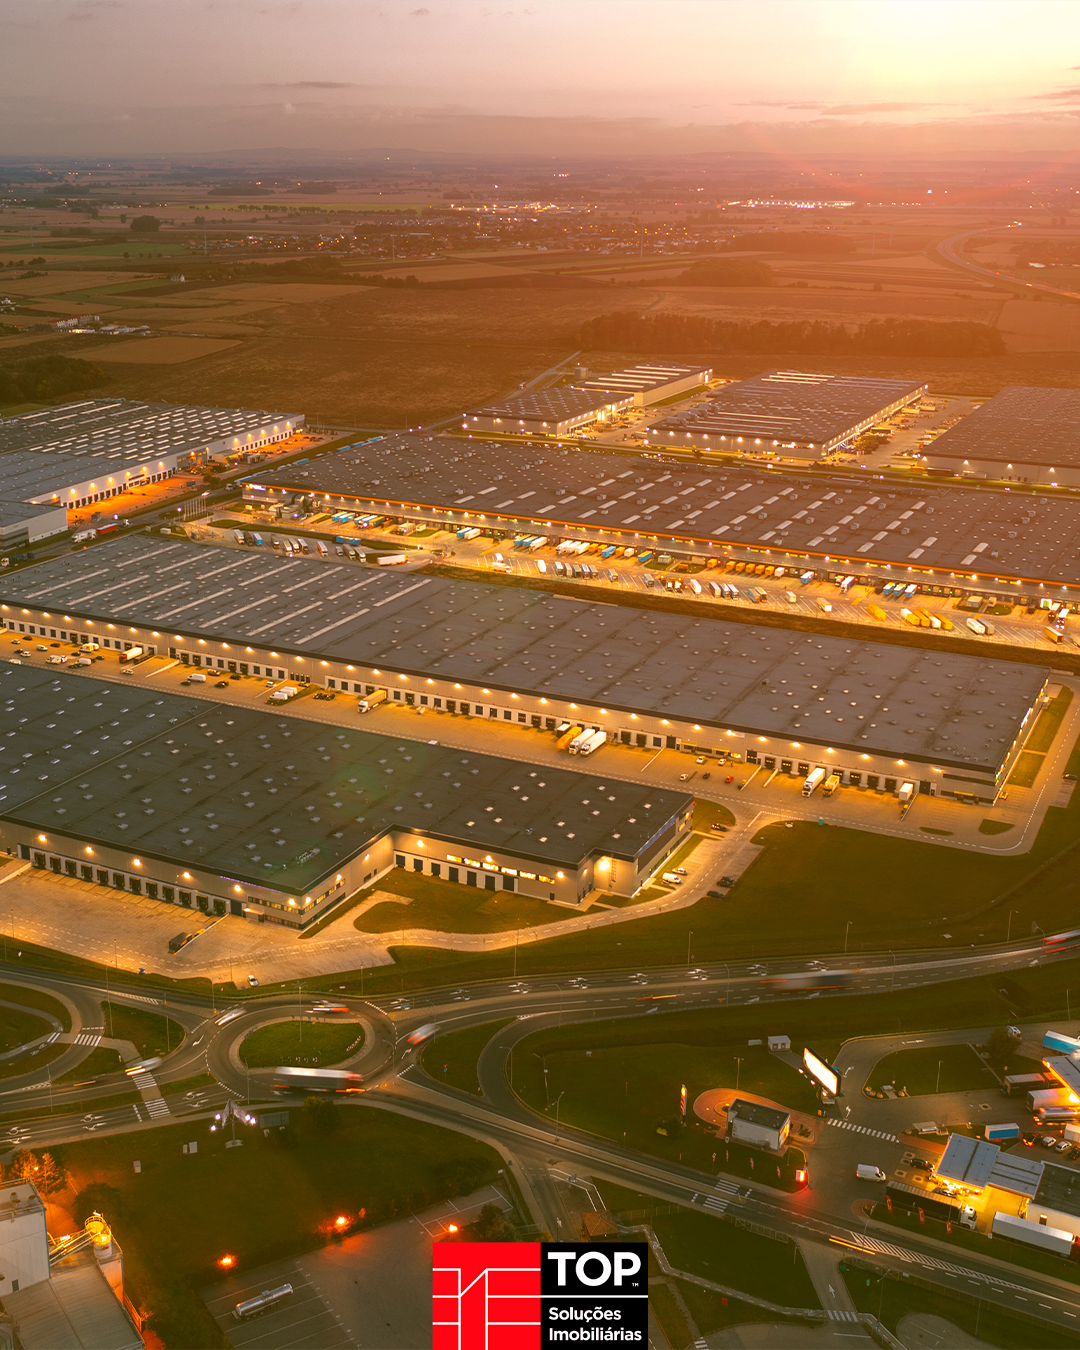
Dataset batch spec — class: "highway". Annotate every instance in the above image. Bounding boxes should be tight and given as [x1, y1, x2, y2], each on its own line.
[3, 935, 1080, 1331]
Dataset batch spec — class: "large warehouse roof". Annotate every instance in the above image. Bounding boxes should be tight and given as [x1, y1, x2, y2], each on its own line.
[647, 370, 924, 452]
[253, 433, 1080, 587]
[0, 399, 302, 506]
[466, 387, 627, 427]
[924, 386, 1080, 472]
[1, 537, 1048, 773]
[0, 665, 685, 889]
[0, 399, 297, 457]
[573, 362, 711, 399]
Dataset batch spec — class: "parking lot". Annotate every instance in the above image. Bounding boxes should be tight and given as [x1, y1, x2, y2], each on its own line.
[201, 1185, 511, 1348]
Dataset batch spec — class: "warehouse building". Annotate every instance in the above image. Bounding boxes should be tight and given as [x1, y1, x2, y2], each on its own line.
[922, 386, 1080, 487]
[572, 362, 713, 406]
[249, 433, 1080, 592]
[0, 537, 1049, 804]
[0, 666, 691, 927]
[462, 387, 633, 437]
[0, 398, 303, 527]
[646, 370, 925, 463]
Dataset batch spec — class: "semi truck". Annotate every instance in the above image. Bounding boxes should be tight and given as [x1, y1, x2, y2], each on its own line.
[568, 728, 596, 754]
[802, 767, 827, 797]
[376, 553, 408, 566]
[1003, 1071, 1054, 1096]
[822, 773, 841, 797]
[1029, 1087, 1076, 1111]
[577, 729, 607, 757]
[898, 782, 916, 806]
[556, 724, 583, 752]
[992, 1211, 1075, 1257]
[357, 689, 387, 714]
[885, 1181, 976, 1229]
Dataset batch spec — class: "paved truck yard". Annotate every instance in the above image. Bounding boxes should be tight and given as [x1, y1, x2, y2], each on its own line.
[248, 432, 1080, 593]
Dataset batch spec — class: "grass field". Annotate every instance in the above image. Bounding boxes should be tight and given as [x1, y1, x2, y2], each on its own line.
[0, 980, 71, 1031]
[0, 1040, 69, 1081]
[57, 1106, 502, 1347]
[0, 1005, 51, 1055]
[596, 1183, 822, 1348]
[160, 1071, 217, 1098]
[353, 868, 598, 935]
[101, 1002, 185, 1058]
[1027, 687, 1073, 753]
[420, 1018, 515, 1094]
[238, 1019, 363, 1067]
[510, 1024, 819, 1173]
[865, 1043, 997, 1097]
[56, 1046, 125, 1082]
[0, 1087, 140, 1124]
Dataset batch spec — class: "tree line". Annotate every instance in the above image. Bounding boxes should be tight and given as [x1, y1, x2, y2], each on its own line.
[0, 354, 106, 406]
[577, 311, 1006, 357]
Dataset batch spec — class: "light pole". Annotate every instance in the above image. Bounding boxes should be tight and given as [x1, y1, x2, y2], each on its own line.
[1007, 909, 1017, 943]
[297, 981, 304, 1046]
[687, 930, 693, 965]
[844, 920, 851, 955]
[553, 1089, 566, 1139]
[207, 975, 216, 1016]
[889, 950, 894, 994]
[734, 1056, 743, 1092]
[936, 1059, 943, 1094]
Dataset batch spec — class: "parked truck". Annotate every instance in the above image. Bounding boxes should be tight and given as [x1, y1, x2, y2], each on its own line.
[984, 1123, 1020, 1142]
[578, 729, 607, 757]
[885, 1181, 976, 1229]
[992, 1211, 1075, 1257]
[556, 724, 583, 752]
[357, 689, 387, 714]
[802, 767, 827, 797]
[1003, 1071, 1054, 1096]
[568, 728, 595, 755]
[268, 685, 300, 703]
[822, 773, 841, 797]
[898, 782, 916, 806]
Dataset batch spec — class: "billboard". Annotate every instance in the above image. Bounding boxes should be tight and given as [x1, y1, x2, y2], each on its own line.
[803, 1046, 840, 1097]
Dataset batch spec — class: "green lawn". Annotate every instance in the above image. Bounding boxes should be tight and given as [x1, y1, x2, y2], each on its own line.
[842, 1262, 1078, 1347]
[0, 1040, 69, 1081]
[597, 1181, 820, 1315]
[160, 1071, 217, 1098]
[865, 1043, 997, 1097]
[420, 1018, 514, 1095]
[238, 1019, 363, 1068]
[0, 1087, 140, 1124]
[101, 1002, 185, 1058]
[61, 1107, 503, 1348]
[56, 1046, 125, 1082]
[1008, 750, 1044, 788]
[353, 869, 585, 935]
[511, 1027, 818, 1174]
[1026, 687, 1073, 754]
[0, 1005, 51, 1055]
[0, 980, 72, 1031]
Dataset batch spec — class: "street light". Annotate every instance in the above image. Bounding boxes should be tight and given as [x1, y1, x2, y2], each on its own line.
[552, 1089, 566, 1140]
[687, 930, 693, 965]
[734, 1056, 743, 1091]
[844, 920, 851, 955]
[1007, 909, 1017, 943]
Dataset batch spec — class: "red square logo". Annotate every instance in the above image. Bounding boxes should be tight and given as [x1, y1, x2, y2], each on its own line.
[433, 1242, 541, 1350]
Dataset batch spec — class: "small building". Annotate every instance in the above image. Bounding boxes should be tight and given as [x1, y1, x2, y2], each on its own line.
[935, 1132, 1044, 1198]
[1025, 1162, 1080, 1240]
[0, 1185, 49, 1297]
[462, 387, 633, 437]
[572, 362, 712, 407]
[727, 1098, 790, 1152]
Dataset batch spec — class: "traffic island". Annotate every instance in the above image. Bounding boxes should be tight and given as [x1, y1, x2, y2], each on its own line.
[238, 1020, 364, 1068]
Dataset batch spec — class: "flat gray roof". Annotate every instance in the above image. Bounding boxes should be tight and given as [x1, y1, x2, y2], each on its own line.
[730, 1097, 789, 1129]
[1034, 1161, 1080, 1216]
[254, 432, 1080, 587]
[0, 398, 301, 504]
[925, 386, 1080, 472]
[648, 371, 925, 451]
[573, 362, 711, 397]
[467, 387, 626, 424]
[0, 536, 1047, 774]
[2, 1254, 142, 1350]
[0, 665, 688, 890]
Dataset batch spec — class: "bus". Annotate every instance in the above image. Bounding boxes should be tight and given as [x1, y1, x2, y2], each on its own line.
[272, 1067, 363, 1094]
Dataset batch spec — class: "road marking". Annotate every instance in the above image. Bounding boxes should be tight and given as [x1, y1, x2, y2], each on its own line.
[826, 1119, 899, 1143]
[827, 1310, 860, 1322]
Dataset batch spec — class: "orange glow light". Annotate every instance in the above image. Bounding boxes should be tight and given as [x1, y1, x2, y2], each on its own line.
[217, 1254, 235, 1269]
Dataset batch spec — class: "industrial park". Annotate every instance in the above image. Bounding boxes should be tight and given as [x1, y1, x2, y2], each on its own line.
[4, 4, 1080, 1346]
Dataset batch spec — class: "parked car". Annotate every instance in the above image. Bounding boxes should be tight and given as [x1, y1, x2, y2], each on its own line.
[215, 680, 229, 688]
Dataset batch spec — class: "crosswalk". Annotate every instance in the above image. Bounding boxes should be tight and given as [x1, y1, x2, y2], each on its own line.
[129, 1072, 156, 1091]
[72, 1031, 102, 1047]
[826, 1118, 899, 1143]
[703, 1177, 740, 1215]
[144, 1098, 170, 1118]
[826, 1310, 860, 1322]
[850, 1231, 1029, 1292]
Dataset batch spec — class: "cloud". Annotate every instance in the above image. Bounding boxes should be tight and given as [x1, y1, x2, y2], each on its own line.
[411, 6, 429, 13]
[1028, 86, 1080, 101]
[736, 99, 948, 115]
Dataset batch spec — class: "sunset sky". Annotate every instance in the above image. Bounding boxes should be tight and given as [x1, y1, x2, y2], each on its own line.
[3, 0, 1080, 157]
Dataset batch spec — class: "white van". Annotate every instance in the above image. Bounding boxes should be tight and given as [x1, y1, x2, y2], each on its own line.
[186, 671, 207, 683]
[856, 1164, 886, 1182]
